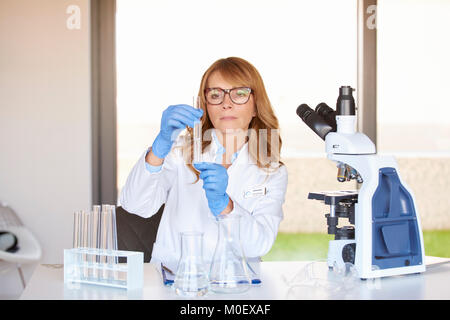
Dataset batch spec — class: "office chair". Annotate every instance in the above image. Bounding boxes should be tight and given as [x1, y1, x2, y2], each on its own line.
[0, 202, 42, 288]
[116, 204, 164, 263]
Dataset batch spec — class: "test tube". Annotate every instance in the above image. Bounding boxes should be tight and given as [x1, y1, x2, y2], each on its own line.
[100, 205, 109, 252]
[73, 211, 82, 248]
[109, 205, 118, 252]
[90, 205, 101, 250]
[81, 210, 90, 248]
[109, 205, 119, 281]
[100, 204, 116, 280]
[81, 210, 90, 278]
[90, 205, 101, 278]
[98, 205, 106, 280]
[72, 211, 83, 281]
[193, 96, 202, 163]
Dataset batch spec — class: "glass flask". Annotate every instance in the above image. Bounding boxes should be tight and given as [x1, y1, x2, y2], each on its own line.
[173, 232, 209, 297]
[209, 214, 251, 294]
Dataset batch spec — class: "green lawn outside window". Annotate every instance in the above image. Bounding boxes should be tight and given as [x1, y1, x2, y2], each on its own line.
[262, 230, 450, 261]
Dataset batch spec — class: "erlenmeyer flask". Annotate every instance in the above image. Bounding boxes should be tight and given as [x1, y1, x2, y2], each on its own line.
[174, 232, 209, 297]
[209, 214, 251, 294]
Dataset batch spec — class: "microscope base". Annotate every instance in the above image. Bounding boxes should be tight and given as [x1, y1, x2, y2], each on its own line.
[328, 239, 426, 278]
[357, 263, 426, 279]
[327, 239, 356, 269]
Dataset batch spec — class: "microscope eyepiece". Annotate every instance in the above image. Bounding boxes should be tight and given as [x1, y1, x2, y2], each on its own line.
[339, 86, 353, 96]
[296, 104, 334, 140]
[315, 102, 337, 131]
[296, 86, 356, 140]
[336, 86, 356, 116]
[296, 104, 313, 119]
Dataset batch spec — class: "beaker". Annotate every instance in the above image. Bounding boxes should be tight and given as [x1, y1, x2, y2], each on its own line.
[173, 232, 209, 297]
[209, 215, 251, 294]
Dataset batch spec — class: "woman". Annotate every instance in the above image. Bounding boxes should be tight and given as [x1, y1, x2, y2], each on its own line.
[120, 57, 288, 274]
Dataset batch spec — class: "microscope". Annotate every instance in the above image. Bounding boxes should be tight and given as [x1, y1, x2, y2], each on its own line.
[297, 86, 426, 279]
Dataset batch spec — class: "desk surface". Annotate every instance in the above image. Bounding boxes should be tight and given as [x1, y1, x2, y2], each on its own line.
[20, 256, 450, 300]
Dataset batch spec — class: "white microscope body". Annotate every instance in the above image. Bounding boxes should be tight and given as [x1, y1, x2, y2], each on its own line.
[298, 86, 426, 279]
[326, 116, 426, 279]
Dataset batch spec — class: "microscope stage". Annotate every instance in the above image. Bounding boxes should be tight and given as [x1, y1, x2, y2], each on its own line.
[308, 190, 358, 205]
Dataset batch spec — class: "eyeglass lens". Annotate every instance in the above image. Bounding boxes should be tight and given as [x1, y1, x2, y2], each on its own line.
[206, 87, 251, 105]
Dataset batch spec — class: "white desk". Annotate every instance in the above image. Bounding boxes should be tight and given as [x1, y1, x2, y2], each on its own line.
[20, 256, 450, 300]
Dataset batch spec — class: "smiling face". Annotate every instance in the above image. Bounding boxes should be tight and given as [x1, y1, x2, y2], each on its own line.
[205, 71, 256, 134]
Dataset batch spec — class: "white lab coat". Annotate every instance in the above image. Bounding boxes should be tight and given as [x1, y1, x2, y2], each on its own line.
[119, 133, 288, 271]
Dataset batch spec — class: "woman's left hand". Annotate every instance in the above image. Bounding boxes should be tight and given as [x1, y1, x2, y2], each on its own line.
[193, 162, 231, 217]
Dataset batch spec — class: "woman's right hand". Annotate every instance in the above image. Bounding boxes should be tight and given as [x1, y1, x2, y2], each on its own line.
[151, 104, 203, 159]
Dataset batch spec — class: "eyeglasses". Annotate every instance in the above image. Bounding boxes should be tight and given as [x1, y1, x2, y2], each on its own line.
[204, 87, 252, 105]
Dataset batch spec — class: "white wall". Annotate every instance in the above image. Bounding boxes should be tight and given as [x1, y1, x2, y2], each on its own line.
[0, 0, 92, 297]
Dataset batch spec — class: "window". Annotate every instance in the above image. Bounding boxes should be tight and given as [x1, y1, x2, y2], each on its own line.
[116, 0, 357, 233]
[377, 0, 450, 230]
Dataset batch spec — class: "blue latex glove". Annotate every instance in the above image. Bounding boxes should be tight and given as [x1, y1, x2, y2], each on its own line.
[193, 162, 230, 217]
[152, 104, 203, 159]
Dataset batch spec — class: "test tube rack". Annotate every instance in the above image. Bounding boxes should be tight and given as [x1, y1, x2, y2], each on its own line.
[64, 248, 143, 290]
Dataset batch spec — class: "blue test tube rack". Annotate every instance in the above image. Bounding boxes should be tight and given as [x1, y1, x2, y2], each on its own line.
[64, 248, 143, 290]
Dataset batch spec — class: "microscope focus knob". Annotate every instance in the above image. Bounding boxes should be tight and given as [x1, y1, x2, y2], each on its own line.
[342, 243, 356, 264]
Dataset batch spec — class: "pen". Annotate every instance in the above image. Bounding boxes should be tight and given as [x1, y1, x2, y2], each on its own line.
[161, 263, 174, 286]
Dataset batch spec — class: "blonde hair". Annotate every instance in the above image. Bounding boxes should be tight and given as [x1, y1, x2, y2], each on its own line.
[183, 57, 283, 181]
